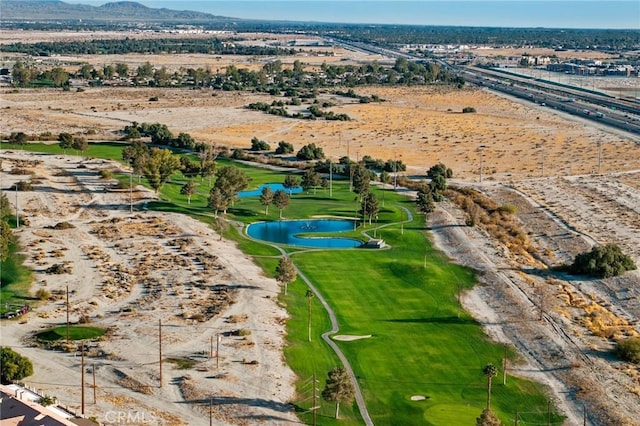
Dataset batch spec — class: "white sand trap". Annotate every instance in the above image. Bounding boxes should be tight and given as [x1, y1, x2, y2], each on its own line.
[332, 334, 372, 341]
[411, 395, 428, 401]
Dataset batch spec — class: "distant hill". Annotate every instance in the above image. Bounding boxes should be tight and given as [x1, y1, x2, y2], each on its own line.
[0, 0, 234, 22]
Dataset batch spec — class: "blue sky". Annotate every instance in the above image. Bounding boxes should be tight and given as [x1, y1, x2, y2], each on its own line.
[64, 1, 640, 29]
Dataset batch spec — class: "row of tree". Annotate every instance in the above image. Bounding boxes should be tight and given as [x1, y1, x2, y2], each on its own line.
[10, 54, 462, 90]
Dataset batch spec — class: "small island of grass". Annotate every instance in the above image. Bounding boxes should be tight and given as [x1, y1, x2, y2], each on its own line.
[36, 325, 105, 342]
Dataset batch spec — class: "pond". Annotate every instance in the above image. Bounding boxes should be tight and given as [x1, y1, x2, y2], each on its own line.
[238, 183, 302, 198]
[247, 219, 361, 248]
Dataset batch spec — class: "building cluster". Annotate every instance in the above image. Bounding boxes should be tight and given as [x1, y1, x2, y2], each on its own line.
[545, 61, 639, 77]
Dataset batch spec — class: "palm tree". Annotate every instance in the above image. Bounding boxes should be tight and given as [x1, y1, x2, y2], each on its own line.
[483, 363, 498, 409]
[305, 289, 314, 341]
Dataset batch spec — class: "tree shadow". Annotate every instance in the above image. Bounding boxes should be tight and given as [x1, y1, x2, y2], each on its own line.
[178, 395, 294, 414]
[386, 316, 480, 325]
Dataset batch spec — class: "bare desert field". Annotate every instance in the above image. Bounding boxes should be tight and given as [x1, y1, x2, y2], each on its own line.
[2, 83, 639, 181]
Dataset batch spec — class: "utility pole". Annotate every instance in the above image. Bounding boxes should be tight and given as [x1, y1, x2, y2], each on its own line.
[158, 319, 162, 388]
[15, 184, 19, 228]
[503, 344, 507, 385]
[329, 159, 332, 198]
[66, 286, 70, 343]
[479, 145, 486, 183]
[312, 373, 318, 426]
[216, 333, 220, 369]
[597, 141, 602, 174]
[129, 171, 133, 213]
[81, 341, 85, 415]
[209, 396, 213, 426]
[92, 364, 96, 404]
[541, 141, 545, 177]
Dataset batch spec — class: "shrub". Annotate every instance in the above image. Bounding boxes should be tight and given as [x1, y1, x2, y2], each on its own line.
[45, 263, 72, 274]
[149, 96, 159, 101]
[250, 137, 271, 151]
[570, 244, 637, 278]
[497, 204, 518, 214]
[12, 181, 33, 191]
[462, 106, 476, 113]
[615, 338, 640, 364]
[78, 315, 92, 324]
[51, 222, 75, 230]
[38, 395, 55, 406]
[35, 288, 51, 300]
[0, 347, 33, 383]
[99, 169, 113, 179]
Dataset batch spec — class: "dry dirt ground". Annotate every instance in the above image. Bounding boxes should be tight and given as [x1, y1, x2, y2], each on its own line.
[2, 41, 640, 425]
[0, 152, 298, 425]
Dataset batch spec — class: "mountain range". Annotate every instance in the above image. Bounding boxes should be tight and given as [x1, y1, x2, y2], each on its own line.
[0, 0, 233, 22]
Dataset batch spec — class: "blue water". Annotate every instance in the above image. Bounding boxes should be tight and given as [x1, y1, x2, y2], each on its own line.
[238, 183, 302, 198]
[247, 219, 361, 248]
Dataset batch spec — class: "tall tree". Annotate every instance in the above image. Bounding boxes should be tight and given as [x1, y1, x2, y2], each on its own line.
[483, 363, 498, 409]
[199, 146, 218, 186]
[416, 185, 435, 214]
[180, 181, 197, 205]
[136, 61, 153, 79]
[283, 175, 300, 195]
[213, 166, 250, 212]
[352, 163, 371, 196]
[0, 220, 15, 261]
[301, 169, 321, 195]
[122, 140, 150, 182]
[273, 189, 289, 219]
[260, 186, 274, 215]
[322, 367, 355, 419]
[0, 192, 12, 219]
[58, 132, 73, 153]
[180, 156, 201, 180]
[208, 187, 228, 218]
[361, 191, 379, 224]
[305, 289, 314, 342]
[11, 61, 33, 86]
[103, 64, 115, 80]
[115, 63, 129, 78]
[275, 257, 296, 295]
[8, 132, 27, 145]
[142, 148, 181, 193]
[50, 67, 69, 87]
[72, 136, 88, 153]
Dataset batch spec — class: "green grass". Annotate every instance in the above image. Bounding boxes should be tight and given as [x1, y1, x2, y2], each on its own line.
[6, 145, 563, 425]
[36, 325, 105, 341]
[0, 243, 33, 315]
[2, 141, 128, 161]
[165, 357, 196, 370]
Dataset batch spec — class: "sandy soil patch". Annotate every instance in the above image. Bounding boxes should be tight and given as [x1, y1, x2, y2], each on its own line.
[0, 151, 298, 425]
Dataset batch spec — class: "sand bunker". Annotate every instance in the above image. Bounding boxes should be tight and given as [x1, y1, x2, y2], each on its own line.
[332, 334, 372, 341]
